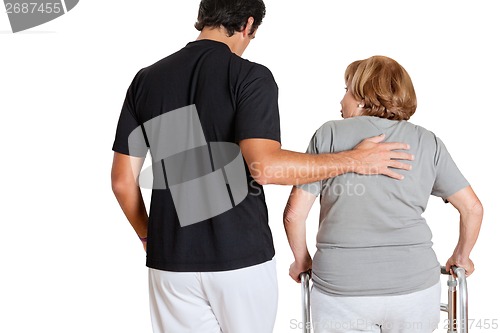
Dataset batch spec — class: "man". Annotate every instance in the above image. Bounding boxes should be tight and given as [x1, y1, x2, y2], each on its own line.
[111, 1, 413, 332]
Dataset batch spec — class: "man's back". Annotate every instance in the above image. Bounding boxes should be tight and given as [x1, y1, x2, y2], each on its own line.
[112, 39, 281, 272]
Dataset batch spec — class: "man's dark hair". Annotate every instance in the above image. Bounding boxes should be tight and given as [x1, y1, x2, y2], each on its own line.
[195, 0, 266, 37]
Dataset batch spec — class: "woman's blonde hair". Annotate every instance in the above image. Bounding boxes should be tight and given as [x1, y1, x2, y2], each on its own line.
[344, 56, 417, 120]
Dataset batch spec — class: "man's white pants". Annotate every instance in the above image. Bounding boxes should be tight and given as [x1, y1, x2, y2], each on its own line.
[148, 258, 278, 333]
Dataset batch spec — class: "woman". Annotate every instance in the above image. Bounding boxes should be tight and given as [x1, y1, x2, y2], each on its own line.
[283, 56, 483, 333]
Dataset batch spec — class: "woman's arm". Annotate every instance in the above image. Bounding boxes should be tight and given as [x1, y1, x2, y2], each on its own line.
[283, 187, 317, 282]
[445, 186, 483, 276]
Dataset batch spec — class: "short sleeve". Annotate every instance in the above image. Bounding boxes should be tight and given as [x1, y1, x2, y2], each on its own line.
[234, 66, 280, 143]
[296, 130, 323, 197]
[431, 136, 469, 200]
[112, 70, 149, 157]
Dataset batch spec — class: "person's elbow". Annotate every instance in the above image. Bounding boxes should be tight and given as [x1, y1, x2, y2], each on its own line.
[111, 170, 137, 198]
[248, 158, 288, 185]
[448, 186, 484, 223]
[239, 138, 282, 185]
[249, 159, 274, 185]
[469, 198, 484, 220]
[459, 196, 484, 223]
[283, 200, 302, 227]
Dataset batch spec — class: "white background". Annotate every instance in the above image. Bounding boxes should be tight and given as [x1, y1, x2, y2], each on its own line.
[1, 1, 499, 332]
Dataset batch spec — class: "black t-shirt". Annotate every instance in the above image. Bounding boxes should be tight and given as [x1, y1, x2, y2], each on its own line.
[112, 40, 281, 271]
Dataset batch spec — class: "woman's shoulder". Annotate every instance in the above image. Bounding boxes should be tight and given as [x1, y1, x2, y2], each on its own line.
[400, 120, 439, 141]
[311, 117, 387, 152]
[314, 117, 370, 132]
[314, 117, 443, 151]
[314, 116, 392, 137]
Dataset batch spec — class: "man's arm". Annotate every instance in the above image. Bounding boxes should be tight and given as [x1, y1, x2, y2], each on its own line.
[445, 186, 483, 277]
[239, 134, 413, 186]
[111, 152, 149, 251]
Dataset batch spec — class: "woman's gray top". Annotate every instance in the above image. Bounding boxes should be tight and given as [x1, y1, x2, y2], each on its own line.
[298, 116, 469, 296]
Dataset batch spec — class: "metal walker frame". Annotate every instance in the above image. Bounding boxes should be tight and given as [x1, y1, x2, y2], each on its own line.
[299, 266, 468, 333]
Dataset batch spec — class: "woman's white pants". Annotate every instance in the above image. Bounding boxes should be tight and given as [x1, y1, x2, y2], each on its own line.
[311, 282, 441, 333]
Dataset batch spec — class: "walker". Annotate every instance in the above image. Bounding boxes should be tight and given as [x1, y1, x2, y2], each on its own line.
[299, 266, 468, 333]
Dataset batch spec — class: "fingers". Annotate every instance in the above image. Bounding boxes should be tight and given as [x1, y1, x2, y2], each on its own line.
[447, 261, 458, 278]
[380, 160, 413, 179]
[462, 260, 474, 277]
[446, 257, 474, 277]
[453, 265, 473, 277]
[361, 164, 411, 179]
[290, 261, 312, 283]
[289, 271, 300, 283]
[387, 160, 412, 171]
[379, 142, 411, 151]
[352, 137, 414, 177]
[289, 264, 301, 283]
[379, 168, 405, 180]
[445, 260, 452, 273]
[363, 133, 385, 143]
[388, 151, 414, 161]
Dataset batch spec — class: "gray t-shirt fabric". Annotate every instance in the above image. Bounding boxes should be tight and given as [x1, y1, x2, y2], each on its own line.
[298, 116, 469, 297]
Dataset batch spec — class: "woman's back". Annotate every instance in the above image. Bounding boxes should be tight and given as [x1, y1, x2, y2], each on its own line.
[299, 116, 469, 296]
